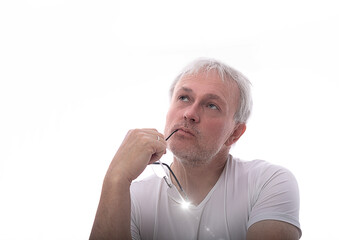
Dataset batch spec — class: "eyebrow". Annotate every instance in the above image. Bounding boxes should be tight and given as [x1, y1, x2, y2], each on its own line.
[180, 87, 193, 93]
[205, 93, 222, 101]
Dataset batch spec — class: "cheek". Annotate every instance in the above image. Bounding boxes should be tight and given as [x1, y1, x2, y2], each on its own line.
[165, 107, 175, 123]
[165, 107, 178, 131]
[208, 121, 233, 143]
[166, 102, 184, 121]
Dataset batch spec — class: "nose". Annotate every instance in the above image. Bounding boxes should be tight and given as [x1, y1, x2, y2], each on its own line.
[183, 104, 200, 123]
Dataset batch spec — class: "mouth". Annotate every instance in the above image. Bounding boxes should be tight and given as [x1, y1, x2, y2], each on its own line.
[165, 129, 179, 141]
[176, 127, 195, 136]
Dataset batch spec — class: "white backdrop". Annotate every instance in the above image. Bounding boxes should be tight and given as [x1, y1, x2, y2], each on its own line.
[1, 0, 338, 239]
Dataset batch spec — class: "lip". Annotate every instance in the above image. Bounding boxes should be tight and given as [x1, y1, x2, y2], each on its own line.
[176, 127, 195, 136]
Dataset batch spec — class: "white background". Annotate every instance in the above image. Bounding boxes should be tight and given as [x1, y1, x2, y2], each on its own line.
[1, 0, 338, 239]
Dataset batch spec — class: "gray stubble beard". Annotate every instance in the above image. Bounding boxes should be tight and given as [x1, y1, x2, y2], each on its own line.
[170, 140, 224, 168]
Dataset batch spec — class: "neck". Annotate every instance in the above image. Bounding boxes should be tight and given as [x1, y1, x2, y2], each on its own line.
[171, 152, 229, 206]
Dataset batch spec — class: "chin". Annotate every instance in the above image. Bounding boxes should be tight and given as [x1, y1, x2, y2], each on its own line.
[170, 145, 211, 167]
[171, 141, 227, 166]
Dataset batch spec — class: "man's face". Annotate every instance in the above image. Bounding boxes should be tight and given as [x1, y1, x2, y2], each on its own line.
[164, 70, 241, 165]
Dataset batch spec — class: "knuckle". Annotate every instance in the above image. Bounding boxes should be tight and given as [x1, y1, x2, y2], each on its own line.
[127, 128, 141, 137]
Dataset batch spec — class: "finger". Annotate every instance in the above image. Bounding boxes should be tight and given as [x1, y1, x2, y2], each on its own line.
[149, 149, 166, 164]
[149, 137, 167, 163]
[141, 129, 166, 144]
[154, 134, 166, 143]
[135, 129, 165, 141]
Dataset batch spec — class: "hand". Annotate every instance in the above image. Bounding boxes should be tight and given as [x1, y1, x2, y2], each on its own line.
[105, 129, 167, 184]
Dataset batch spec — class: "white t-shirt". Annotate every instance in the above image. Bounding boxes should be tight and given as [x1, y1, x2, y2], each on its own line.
[130, 156, 301, 240]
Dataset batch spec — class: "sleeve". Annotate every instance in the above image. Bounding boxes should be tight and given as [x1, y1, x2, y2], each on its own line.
[247, 163, 302, 236]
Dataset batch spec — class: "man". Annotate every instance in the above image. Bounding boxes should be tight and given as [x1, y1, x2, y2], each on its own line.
[90, 58, 301, 239]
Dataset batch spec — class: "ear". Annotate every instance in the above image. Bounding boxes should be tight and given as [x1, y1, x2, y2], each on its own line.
[225, 123, 246, 147]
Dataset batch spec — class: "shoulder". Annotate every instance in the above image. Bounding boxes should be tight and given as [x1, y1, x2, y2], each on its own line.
[131, 173, 162, 196]
[231, 157, 300, 210]
[248, 159, 299, 195]
[229, 157, 298, 185]
[130, 173, 164, 223]
[224, 157, 300, 199]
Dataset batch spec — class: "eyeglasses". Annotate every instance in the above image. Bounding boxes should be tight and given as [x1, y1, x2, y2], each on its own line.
[151, 129, 190, 206]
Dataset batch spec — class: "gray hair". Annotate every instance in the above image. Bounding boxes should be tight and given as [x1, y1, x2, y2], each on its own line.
[169, 58, 253, 123]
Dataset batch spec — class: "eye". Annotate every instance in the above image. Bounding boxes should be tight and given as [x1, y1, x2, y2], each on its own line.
[207, 103, 219, 110]
[178, 95, 189, 102]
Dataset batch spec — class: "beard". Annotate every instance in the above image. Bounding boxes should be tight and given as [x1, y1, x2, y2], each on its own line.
[168, 137, 225, 167]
